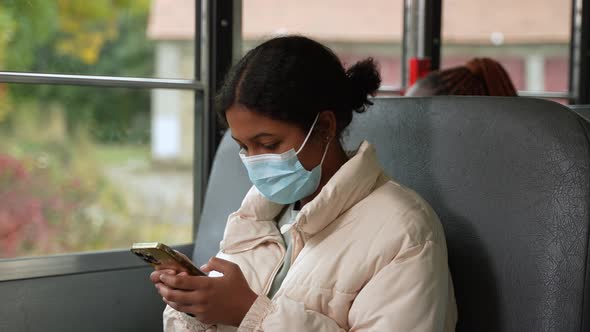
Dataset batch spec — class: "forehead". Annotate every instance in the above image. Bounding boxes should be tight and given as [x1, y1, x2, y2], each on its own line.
[226, 105, 302, 139]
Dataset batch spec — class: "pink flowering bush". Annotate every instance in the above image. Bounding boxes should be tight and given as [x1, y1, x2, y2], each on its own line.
[0, 151, 130, 258]
[0, 154, 79, 257]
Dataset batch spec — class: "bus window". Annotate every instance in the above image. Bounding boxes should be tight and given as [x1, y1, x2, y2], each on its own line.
[242, 0, 404, 92]
[0, 0, 199, 259]
[441, 0, 571, 97]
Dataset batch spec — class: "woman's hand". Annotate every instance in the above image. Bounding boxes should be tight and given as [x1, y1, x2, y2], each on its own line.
[154, 257, 258, 327]
[149, 250, 194, 287]
[150, 269, 176, 286]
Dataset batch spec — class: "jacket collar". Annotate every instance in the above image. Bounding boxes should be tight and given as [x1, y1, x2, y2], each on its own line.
[221, 141, 385, 252]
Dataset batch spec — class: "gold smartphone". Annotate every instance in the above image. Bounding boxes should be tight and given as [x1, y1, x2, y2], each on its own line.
[131, 242, 206, 276]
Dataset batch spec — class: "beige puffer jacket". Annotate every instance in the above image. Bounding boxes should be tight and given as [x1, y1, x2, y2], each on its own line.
[164, 141, 457, 331]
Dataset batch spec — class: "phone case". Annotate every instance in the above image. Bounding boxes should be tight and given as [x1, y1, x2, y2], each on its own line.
[131, 242, 206, 276]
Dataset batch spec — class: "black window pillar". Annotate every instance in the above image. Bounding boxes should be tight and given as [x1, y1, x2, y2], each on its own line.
[570, 0, 590, 104]
[402, 0, 442, 88]
[194, 0, 239, 238]
[207, 0, 238, 158]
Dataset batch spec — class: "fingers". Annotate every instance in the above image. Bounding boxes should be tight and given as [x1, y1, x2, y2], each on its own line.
[150, 269, 176, 284]
[163, 298, 209, 321]
[163, 297, 195, 314]
[201, 257, 239, 275]
[159, 272, 210, 291]
[156, 284, 204, 306]
[200, 263, 213, 274]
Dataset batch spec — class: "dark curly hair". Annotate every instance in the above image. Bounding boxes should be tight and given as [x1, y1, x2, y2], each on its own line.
[215, 36, 381, 137]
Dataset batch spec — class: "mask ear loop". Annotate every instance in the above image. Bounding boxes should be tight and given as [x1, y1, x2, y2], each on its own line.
[296, 114, 320, 155]
[318, 137, 332, 165]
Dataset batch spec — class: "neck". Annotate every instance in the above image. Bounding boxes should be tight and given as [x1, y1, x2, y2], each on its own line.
[300, 142, 349, 207]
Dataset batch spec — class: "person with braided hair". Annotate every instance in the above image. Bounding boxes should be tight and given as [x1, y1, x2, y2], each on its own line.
[406, 58, 518, 97]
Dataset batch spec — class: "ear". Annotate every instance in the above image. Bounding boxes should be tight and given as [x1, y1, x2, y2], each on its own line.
[317, 111, 338, 142]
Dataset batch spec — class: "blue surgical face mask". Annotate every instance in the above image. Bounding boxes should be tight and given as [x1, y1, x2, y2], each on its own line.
[239, 114, 331, 205]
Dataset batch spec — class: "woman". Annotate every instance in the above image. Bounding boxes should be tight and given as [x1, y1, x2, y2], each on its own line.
[151, 36, 457, 331]
[405, 57, 518, 97]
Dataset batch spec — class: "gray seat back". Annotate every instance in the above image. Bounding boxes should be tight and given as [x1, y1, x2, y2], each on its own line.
[194, 97, 590, 332]
[193, 132, 251, 266]
[571, 104, 590, 122]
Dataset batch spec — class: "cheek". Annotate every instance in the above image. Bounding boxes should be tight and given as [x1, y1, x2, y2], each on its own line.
[296, 139, 324, 171]
[277, 131, 306, 153]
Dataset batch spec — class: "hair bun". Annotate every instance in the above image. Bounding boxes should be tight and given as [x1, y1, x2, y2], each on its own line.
[345, 58, 382, 113]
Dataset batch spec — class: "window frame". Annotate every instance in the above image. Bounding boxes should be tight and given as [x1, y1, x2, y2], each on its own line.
[0, 0, 213, 281]
[2, 0, 589, 281]
[401, 0, 581, 103]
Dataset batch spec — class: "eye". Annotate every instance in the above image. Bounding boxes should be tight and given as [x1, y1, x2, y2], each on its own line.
[262, 143, 279, 151]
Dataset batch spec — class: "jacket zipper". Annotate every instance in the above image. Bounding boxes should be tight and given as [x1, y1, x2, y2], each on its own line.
[265, 225, 304, 297]
[263, 243, 286, 297]
[223, 238, 287, 297]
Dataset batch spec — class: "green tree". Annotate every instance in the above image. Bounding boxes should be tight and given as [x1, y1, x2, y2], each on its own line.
[0, 0, 153, 143]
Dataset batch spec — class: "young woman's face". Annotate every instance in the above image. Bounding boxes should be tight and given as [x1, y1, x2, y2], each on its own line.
[226, 104, 326, 171]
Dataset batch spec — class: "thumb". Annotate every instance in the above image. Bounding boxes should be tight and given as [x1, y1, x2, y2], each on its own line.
[201, 257, 237, 275]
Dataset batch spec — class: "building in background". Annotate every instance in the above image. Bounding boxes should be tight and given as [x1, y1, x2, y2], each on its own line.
[147, 0, 570, 162]
[147, 0, 195, 165]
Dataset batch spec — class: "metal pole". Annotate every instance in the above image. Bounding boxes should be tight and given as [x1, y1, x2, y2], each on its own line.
[193, 0, 207, 240]
[570, 0, 590, 104]
[402, 0, 417, 87]
[578, 0, 590, 103]
[208, 0, 236, 155]
[0, 71, 204, 90]
[193, 0, 236, 240]
[430, 0, 442, 71]
[402, 0, 442, 88]
[569, 0, 582, 103]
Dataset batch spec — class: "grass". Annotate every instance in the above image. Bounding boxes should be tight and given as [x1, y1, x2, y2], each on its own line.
[131, 222, 193, 246]
[94, 144, 150, 167]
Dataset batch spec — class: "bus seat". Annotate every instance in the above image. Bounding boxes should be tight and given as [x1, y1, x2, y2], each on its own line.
[193, 96, 590, 332]
[193, 131, 252, 266]
[570, 105, 590, 122]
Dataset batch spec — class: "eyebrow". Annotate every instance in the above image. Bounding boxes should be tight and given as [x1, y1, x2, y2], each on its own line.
[231, 133, 275, 143]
